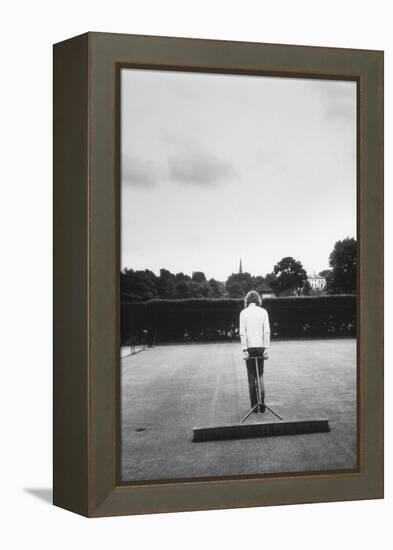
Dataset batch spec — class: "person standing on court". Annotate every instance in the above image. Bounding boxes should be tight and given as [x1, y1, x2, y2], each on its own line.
[239, 290, 271, 412]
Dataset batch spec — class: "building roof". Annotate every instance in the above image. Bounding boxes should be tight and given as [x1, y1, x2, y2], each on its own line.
[261, 283, 275, 293]
[308, 273, 326, 280]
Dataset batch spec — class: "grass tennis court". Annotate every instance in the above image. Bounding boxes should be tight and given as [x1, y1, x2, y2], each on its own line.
[120, 339, 357, 482]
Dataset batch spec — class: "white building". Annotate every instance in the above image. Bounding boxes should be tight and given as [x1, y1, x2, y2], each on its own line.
[307, 272, 326, 291]
[260, 283, 276, 298]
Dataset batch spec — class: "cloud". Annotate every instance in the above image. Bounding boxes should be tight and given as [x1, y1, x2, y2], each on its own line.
[122, 155, 162, 187]
[168, 151, 237, 187]
[325, 99, 355, 123]
[300, 79, 356, 127]
[315, 81, 356, 124]
[122, 140, 237, 189]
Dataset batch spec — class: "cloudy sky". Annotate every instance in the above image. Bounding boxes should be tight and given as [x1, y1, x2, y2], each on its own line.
[121, 69, 356, 280]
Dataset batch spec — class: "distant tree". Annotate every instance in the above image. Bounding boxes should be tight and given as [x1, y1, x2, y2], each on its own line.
[264, 272, 278, 292]
[157, 268, 176, 299]
[253, 275, 265, 294]
[302, 280, 312, 296]
[175, 272, 191, 283]
[225, 272, 254, 297]
[225, 280, 244, 298]
[192, 271, 206, 283]
[120, 270, 128, 298]
[121, 268, 158, 302]
[208, 278, 225, 298]
[329, 238, 356, 294]
[272, 257, 307, 296]
[319, 269, 333, 294]
[200, 281, 214, 298]
[186, 280, 204, 298]
[175, 279, 191, 299]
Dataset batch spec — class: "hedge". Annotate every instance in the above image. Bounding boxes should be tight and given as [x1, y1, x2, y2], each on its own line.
[121, 295, 356, 345]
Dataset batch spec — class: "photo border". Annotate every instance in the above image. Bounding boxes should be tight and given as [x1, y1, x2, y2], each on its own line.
[115, 64, 360, 487]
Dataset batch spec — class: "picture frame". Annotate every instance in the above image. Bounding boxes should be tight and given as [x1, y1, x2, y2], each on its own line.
[53, 32, 383, 517]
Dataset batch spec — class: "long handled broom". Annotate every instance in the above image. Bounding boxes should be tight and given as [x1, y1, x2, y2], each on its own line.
[192, 356, 330, 442]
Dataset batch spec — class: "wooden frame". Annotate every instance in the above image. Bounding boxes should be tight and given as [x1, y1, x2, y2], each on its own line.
[53, 32, 383, 517]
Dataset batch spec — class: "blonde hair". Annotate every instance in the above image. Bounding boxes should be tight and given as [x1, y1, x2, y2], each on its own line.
[244, 290, 262, 308]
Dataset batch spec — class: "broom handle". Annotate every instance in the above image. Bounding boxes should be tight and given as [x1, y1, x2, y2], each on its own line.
[241, 356, 283, 422]
[255, 357, 262, 404]
[254, 356, 283, 420]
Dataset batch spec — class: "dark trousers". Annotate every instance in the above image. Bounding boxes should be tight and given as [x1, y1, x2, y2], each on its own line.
[245, 347, 265, 408]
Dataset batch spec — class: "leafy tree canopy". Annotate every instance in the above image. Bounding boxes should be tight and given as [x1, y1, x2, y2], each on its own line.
[121, 269, 158, 302]
[302, 279, 312, 296]
[272, 256, 307, 296]
[329, 238, 356, 294]
[225, 272, 254, 298]
[208, 278, 225, 298]
[319, 269, 331, 279]
[192, 271, 206, 283]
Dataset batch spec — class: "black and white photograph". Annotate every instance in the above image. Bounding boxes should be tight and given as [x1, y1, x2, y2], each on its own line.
[119, 68, 357, 482]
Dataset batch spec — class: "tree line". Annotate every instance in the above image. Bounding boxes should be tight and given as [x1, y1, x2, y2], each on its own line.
[121, 237, 356, 302]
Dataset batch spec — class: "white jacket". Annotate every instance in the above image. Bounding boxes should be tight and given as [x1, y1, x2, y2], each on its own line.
[239, 303, 270, 350]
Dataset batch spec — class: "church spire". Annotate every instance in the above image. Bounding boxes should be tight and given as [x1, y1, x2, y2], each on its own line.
[239, 258, 243, 274]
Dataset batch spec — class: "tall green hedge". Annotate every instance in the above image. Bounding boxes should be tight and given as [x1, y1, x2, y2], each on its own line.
[121, 295, 356, 345]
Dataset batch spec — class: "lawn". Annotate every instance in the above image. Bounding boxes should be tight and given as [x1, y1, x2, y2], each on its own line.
[120, 339, 357, 481]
